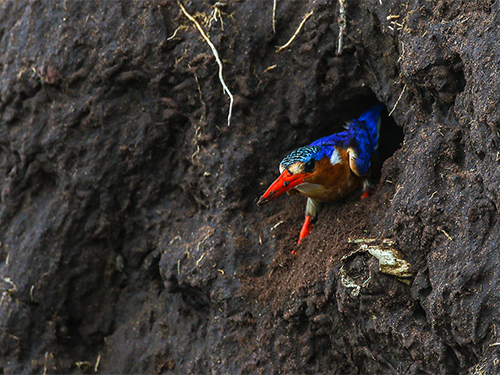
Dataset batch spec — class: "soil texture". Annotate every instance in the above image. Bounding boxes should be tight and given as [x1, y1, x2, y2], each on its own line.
[1, 0, 500, 374]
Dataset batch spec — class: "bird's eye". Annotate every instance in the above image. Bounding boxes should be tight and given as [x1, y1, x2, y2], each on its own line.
[304, 159, 315, 172]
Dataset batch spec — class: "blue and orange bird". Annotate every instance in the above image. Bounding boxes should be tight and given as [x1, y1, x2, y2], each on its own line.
[257, 106, 383, 248]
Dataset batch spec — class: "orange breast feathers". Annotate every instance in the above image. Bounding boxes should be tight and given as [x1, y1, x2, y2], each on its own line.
[294, 151, 365, 202]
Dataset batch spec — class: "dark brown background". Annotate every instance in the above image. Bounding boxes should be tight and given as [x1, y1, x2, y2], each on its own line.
[0, 0, 499, 373]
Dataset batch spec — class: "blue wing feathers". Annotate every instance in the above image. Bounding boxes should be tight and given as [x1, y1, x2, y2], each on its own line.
[309, 105, 382, 150]
[310, 105, 382, 150]
[309, 132, 349, 148]
[308, 105, 383, 176]
[357, 105, 383, 151]
[280, 106, 383, 174]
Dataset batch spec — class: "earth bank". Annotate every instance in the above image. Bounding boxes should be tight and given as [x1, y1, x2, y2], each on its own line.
[0, 0, 499, 374]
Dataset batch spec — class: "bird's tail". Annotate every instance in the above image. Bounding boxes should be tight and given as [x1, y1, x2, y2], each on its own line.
[358, 105, 383, 151]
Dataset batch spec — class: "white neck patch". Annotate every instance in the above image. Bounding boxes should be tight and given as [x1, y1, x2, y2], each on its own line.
[330, 148, 341, 165]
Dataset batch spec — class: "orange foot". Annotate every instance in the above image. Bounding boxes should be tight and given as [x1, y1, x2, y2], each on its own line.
[360, 187, 370, 200]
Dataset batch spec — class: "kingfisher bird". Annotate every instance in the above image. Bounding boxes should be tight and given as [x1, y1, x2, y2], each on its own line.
[257, 105, 383, 248]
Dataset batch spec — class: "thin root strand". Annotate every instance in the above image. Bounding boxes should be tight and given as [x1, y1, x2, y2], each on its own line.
[389, 84, 407, 116]
[337, 0, 347, 56]
[177, 1, 234, 126]
[276, 10, 314, 52]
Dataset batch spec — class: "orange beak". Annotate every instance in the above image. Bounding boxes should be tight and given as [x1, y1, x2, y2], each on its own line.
[257, 170, 308, 205]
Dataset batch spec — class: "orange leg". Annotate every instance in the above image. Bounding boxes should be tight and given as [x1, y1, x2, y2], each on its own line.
[293, 216, 313, 255]
[296, 214, 313, 246]
[360, 187, 370, 200]
[293, 199, 320, 255]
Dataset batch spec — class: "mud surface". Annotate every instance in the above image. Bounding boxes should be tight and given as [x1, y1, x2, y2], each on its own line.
[1, 0, 500, 374]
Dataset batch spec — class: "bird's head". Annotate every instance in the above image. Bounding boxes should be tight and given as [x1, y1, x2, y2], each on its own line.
[257, 145, 323, 205]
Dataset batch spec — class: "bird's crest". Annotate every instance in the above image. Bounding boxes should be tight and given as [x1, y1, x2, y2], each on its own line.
[280, 146, 321, 168]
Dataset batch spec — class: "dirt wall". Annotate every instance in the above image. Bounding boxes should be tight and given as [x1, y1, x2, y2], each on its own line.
[0, 0, 499, 374]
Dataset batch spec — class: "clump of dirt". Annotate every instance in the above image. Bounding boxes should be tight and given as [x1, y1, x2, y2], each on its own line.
[1, 0, 500, 374]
